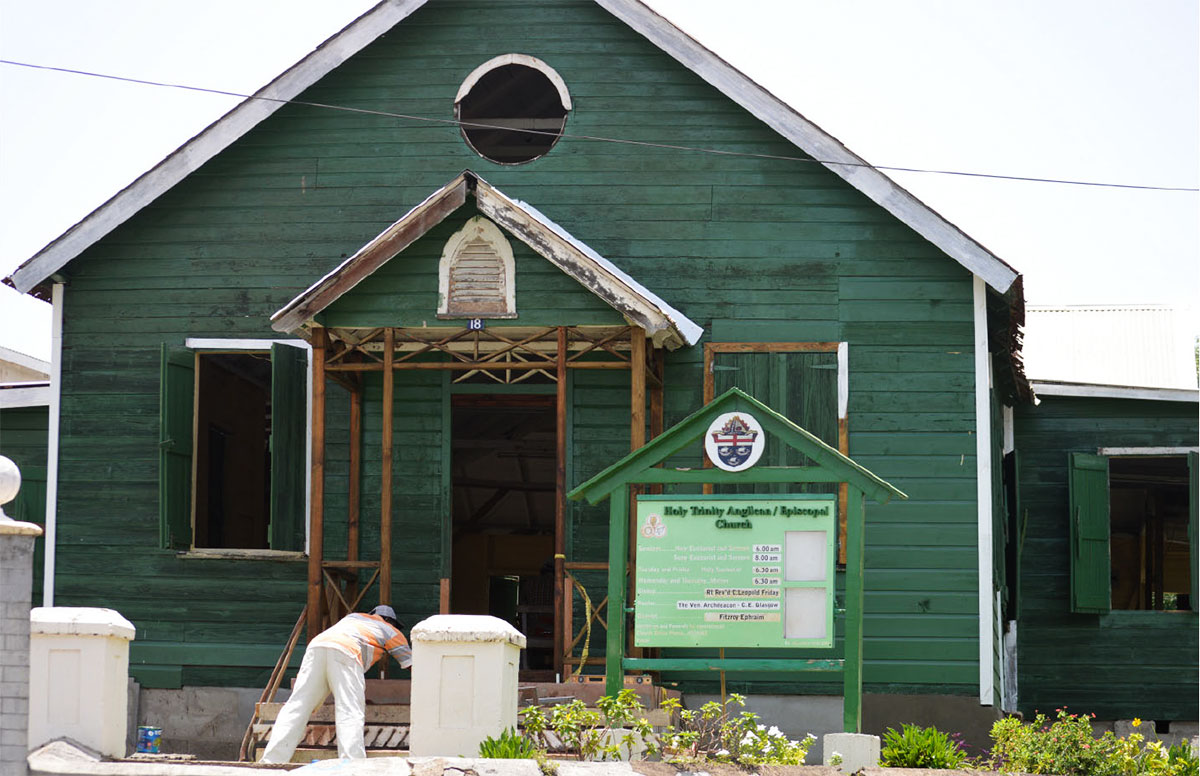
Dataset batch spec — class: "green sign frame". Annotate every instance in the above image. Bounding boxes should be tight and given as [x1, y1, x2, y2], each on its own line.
[634, 494, 836, 648]
[567, 387, 907, 734]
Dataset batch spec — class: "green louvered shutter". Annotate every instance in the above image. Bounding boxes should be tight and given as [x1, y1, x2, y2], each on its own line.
[1069, 452, 1110, 613]
[159, 345, 195, 549]
[1189, 451, 1198, 611]
[269, 343, 307, 551]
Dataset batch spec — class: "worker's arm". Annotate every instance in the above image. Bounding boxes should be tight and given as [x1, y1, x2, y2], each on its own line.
[384, 631, 412, 669]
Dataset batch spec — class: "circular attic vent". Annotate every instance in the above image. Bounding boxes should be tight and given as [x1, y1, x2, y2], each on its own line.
[456, 54, 571, 165]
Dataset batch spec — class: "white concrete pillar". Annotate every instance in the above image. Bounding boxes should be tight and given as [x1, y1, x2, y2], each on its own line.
[408, 614, 525, 757]
[28, 607, 136, 757]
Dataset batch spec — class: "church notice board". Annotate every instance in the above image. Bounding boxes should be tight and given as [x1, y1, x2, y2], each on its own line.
[634, 494, 836, 649]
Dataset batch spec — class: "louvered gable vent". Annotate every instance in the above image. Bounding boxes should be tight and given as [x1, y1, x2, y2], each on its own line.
[438, 215, 516, 318]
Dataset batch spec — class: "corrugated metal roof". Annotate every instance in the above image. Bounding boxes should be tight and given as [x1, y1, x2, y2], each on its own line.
[1022, 305, 1198, 390]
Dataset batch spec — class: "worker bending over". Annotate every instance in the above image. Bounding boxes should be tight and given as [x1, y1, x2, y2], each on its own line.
[259, 605, 412, 763]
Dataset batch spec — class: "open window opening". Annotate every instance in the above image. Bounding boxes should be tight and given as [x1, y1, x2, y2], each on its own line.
[195, 353, 271, 549]
[450, 394, 557, 674]
[456, 55, 570, 164]
[159, 342, 307, 553]
[1109, 456, 1191, 611]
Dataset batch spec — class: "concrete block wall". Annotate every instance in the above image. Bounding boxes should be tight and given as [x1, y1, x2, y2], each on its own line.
[1, 521, 41, 773]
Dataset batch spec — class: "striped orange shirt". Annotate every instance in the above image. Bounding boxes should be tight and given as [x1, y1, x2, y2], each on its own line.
[310, 613, 412, 670]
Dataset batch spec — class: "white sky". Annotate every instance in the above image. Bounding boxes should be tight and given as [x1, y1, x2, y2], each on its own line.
[1, 0, 1197, 364]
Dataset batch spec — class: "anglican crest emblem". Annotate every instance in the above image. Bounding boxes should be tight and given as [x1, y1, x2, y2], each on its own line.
[704, 412, 766, 472]
[641, 513, 667, 539]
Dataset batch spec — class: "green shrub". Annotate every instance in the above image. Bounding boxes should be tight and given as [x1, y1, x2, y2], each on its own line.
[986, 709, 1199, 776]
[879, 723, 969, 768]
[479, 727, 539, 759]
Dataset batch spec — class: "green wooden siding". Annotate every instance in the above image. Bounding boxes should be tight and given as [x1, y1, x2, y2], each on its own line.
[49, 0, 986, 695]
[0, 403, 49, 602]
[1014, 396, 1198, 720]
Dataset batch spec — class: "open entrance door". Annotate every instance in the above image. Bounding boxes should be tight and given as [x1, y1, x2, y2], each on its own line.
[451, 394, 557, 677]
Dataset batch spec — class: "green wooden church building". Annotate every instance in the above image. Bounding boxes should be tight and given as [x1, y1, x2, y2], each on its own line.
[4, 0, 1194, 749]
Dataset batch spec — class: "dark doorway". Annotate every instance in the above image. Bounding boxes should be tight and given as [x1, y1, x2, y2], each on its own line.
[450, 394, 557, 672]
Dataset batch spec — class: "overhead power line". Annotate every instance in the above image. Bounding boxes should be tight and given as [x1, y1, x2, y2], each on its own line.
[2, 58, 1197, 193]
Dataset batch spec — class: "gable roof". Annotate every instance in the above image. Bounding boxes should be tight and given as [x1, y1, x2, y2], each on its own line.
[5, 0, 1021, 299]
[568, 386, 908, 506]
[271, 170, 704, 349]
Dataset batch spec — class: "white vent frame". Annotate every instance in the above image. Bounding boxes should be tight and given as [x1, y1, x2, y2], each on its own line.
[437, 215, 517, 319]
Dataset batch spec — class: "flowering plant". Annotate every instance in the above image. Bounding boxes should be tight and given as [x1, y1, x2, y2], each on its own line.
[986, 709, 1199, 776]
[655, 693, 815, 765]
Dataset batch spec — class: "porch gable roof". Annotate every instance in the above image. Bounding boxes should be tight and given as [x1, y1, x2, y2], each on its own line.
[568, 386, 908, 505]
[270, 170, 704, 350]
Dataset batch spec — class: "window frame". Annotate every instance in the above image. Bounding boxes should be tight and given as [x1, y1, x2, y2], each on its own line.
[160, 338, 313, 557]
[1069, 446, 1198, 613]
[703, 341, 850, 562]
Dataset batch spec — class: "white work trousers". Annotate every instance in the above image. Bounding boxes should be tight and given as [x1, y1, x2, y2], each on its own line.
[259, 646, 367, 763]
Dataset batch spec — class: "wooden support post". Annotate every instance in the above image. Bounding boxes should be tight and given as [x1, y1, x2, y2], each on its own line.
[605, 484, 629, 696]
[628, 329, 646, 658]
[307, 327, 328, 639]
[348, 384, 362, 604]
[631, 328, 646, 451]
[843, 486, 865, 733]
[554, 326, 567, 677]
[650, 348, 664, 441]
[439, 578, 451, 614]
[381, 328, 394, 607]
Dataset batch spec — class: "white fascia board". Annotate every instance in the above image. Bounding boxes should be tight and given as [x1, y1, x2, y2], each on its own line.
[1098, 446, 1199, 456]
[0, 384, 51, 408]
[973, 275, 995, 706]
[595, 0, 1020, 295]
[1031, 381, 1199, 403]
[476, 180, 704, 349]
[0, 346, 51, 375]
[7, 0, 429, 294]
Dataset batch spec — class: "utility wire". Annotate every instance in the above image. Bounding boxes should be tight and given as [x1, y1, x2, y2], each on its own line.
[3, 58, 1197, 193]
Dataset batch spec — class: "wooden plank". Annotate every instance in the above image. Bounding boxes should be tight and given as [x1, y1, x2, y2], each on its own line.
[555, 326, 567, 676]
[843, 488, 865, 733]
[349, 385, 362, 568]
[605, 485, 629, 696]
[307, 327, 327, 638]
[380, 328, 394, 607]
[255, 702, 410, 724]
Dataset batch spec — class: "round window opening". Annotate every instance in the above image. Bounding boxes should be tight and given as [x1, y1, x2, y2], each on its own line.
[456, 57, 570, 164]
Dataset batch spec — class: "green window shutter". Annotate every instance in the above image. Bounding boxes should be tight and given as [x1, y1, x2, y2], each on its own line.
[1068, 452, 1110, 613]
[1189, 451, 1198, 611]
[269, 343, 308, 551]
[159, 345, 195, 549]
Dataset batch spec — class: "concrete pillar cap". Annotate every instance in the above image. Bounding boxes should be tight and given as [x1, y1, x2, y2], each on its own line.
[411, 614, 526, 648]
[31, 607, 136, 640]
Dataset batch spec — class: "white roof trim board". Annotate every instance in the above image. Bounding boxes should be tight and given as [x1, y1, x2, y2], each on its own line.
[0, 382, 52, 409]
[7, 0, 1020, 298]
[1031, 381, 1199, 403]
[272, 171, 703, 350]
[0, 345, 51, 376]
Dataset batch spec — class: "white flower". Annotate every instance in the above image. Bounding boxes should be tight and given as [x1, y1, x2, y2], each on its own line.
[716, 748, 729, 757]
[805, 733, 817, 740]
[768, 726, 784, 738]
